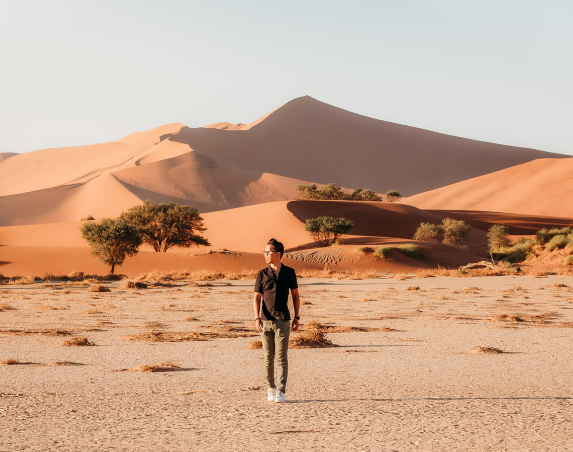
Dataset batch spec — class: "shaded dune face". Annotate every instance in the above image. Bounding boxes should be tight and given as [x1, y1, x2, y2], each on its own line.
[164, 96, 564, 197]
[406, 158, 573, 218]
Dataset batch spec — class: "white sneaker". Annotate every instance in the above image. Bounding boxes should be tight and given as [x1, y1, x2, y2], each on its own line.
[267, 388, 276, 402]
[274, 390, 286, 403]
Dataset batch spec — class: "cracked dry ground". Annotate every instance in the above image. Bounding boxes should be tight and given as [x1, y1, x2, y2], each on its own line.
[1, 275, 573, 451]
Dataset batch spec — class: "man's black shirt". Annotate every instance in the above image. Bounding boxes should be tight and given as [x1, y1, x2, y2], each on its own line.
[255, 264, 298, 321]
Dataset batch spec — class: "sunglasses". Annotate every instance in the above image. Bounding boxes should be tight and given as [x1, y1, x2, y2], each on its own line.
[262, 250, 277, 256]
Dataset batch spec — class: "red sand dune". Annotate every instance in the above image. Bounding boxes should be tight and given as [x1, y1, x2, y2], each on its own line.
[5, 200, 571, 277]
[166, 96, 563, 196]
[0, 131, 307, 226]
[405, 158, 573, 218]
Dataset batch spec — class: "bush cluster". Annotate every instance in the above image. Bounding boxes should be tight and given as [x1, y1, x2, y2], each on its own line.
[493, 226, 573, 264]
[397, 244, 425, 260]
[374, 247, 392, 259]
[294, 183, 383, 201]
[413, 218, 470, 249]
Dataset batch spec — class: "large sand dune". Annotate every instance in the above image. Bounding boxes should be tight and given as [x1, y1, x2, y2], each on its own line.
[3, 200, 573, 277]
[405, 158, 573, 218]
[165, 96, 563, 196]
[0, 133, 306, 226]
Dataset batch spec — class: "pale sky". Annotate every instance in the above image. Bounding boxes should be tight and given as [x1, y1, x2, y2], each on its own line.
[1, 0, 572, 155]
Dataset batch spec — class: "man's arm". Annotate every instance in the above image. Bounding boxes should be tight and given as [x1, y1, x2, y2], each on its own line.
[253, 292, 263, 332]
[291, 288, 300, 331]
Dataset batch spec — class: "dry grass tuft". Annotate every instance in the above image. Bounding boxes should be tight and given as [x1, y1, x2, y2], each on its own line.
[380, 326, 405, 332]
[492, 314, 525, 323]
[88, 285, 110, 293]
[121, 330, 237, 342]
[37, 305, 68, 311]
[0, 303, 16, 312]
[0, 329, 71, 337]
[289, 321, 334, 348]
[405, 286, 420, 291]
[122, 281, 148, 289]
[1, 358, 19, 365]
[9, 276, 35, 285]
[248, 340, 263, 349]
[117, 361, 183, 372]
[45, 361, 84, 366]
[143, 321, 167, 330]
[60, 337, 95, 346]
[466, 346, 505, 354]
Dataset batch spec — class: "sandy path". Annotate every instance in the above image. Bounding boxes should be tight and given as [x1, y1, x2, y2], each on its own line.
[1, 275, 573, 451]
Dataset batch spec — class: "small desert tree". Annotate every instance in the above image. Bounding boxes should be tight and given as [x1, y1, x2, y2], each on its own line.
[413, 222, 444, 243]
[385, 189, 401, 202]
[305, 216, 354, 247]
[487, 224, 510, 253]
[442, 218, 470, 249]
[80, 218, 142, 274]
[119, 200, 210, 252]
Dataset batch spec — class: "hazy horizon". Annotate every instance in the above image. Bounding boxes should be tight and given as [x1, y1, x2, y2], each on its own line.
[2, 1, 572, 155]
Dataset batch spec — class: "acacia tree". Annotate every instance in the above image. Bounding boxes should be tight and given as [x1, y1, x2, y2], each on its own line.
[119, 200, 210, 252]
[80, 218, 142, 274]
[305, 216, 354, 247]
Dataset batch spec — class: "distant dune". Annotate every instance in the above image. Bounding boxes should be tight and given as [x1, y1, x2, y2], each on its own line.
[0, 126, 307, 226]
[1, 96, 571, 276]
[405, 158, 573, 218]
[166, 96, 563, 196]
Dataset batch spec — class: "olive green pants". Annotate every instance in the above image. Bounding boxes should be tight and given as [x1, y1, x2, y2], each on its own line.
[261, 320, 291, 393]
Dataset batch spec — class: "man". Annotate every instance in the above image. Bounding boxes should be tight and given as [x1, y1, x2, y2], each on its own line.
[253, 238, 300, 403]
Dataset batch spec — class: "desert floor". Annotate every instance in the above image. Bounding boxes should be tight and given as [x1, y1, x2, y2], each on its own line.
[1, 274, 573, 452]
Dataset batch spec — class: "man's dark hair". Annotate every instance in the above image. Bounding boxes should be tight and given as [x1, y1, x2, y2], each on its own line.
[268, 238, 284, 257]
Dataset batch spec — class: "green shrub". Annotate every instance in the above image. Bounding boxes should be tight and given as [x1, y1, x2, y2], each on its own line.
[81, 215, 95, 221]
[397, 244, 425, 260]
[349, 188, 382, 201]
[305, 216, 354, 247]
[535, 229, 552, 245]
[545, 234, 570, 252]
[374, 247, 392, 259]
[413, 222, 443, 243]
[564, 255, 573, 265]
[356, 246, 374, 255]
[487, 224, 510, 253]
[442, 218, 470, 249]
[498, 240, 536, 263]
[385, 190, 401, 202]
[549, 227, 572, 236]
[535, 227, 572, 244]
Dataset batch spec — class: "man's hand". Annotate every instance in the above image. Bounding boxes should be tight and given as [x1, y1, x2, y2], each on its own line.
[255, 318, 263, 332]
[291, 318, 299, 332]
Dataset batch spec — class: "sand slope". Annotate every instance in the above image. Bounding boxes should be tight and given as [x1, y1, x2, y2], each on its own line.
[405, 158, 573, 217]
[165, 96, 563, 196]
[4, 200, 572, 276]
[0, 132, 307, 226]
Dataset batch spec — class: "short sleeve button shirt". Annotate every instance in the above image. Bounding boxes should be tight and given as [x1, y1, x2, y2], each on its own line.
[254, 264, 298, 321]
